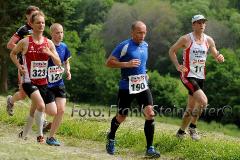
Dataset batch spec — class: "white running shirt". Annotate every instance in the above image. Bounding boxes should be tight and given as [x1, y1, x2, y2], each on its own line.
[182, 32, 209, 79]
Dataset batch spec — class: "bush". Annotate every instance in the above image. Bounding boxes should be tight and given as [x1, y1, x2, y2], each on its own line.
[148, 71, 187, 111]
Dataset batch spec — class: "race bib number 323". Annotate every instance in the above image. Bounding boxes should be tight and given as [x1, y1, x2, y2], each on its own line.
[129, 74, 148, 94]
[30, 61, 48, 79]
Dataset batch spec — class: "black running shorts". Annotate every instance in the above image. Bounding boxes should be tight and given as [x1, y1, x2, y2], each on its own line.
[180, 77, 204, 95]
[48, 85, 66, 98]
[117, 89, 153, 115]
[22, 83, 55, 104]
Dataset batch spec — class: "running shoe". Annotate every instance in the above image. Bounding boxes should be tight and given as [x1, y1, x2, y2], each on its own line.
[46, 137, 60, 146]
[106, 133, 115, 155]
[145, 146, 161, 158]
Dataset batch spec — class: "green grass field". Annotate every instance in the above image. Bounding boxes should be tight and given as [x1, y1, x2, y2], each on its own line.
[0, 96, 239, 159]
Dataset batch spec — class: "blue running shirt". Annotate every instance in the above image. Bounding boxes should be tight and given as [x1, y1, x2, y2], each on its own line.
[111, 39, 148, 90]
[48, 42, 71, 88]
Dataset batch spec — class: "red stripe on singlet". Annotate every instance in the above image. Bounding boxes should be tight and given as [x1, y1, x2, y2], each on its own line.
[182, 42, 192, 78]
[180, 42, 194, 93]
[180, 76, 195, 93]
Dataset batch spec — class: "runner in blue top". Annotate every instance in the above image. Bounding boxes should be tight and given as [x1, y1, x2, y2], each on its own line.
[105, 21, 160, 158]
[46, 23, 71, 146]
[111, 39, 148, 90]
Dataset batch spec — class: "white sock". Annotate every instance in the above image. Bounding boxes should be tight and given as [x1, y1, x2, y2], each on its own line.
[22, 116, 34, 138]
[34, 110, 44, 136]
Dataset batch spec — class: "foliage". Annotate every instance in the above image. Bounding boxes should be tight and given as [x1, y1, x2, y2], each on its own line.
[148, 71, 187, 108]
[0, 100, 239, 159]
[65, 27, 119, 104]
[204, 49, 240, 126]
[2, 0, 240, 127]
[103, 0, 181, 73]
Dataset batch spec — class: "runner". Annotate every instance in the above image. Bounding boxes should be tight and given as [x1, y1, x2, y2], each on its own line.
[6, 5, 39, 116]
[169, 14, 224, 140]
[46, 23, 71, 146]
[105, 21, 160, 158]
[10, 11, 61, 143]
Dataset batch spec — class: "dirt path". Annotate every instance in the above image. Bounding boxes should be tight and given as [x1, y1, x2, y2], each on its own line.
[0, 123, 144, 160]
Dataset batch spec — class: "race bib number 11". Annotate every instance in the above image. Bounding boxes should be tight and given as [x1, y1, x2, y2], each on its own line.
[129, 74, 148, 94]
[30, 61, 48, 79]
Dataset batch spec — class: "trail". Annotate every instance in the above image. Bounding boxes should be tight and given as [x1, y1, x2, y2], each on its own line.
[0, 122, 143, 160]
[1, 95, 239, 160]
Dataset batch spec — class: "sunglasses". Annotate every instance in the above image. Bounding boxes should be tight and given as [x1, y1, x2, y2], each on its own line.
[194, 20, 206, 24]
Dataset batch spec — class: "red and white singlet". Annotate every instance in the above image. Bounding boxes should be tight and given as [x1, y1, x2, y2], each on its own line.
[22, 36, 50, 85]
[182, 32, 209, 80]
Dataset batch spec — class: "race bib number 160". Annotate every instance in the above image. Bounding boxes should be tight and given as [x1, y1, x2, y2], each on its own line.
[129, 74, 148, 94]
[30, 61, 48, 79]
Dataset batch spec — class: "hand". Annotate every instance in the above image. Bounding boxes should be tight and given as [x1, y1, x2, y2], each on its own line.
[127, 59, 141, 68]
[18, 65, 26, 75]
[216, 54, 224, 63]
[66, 71, 71, 80]
[146, 74, 149, 81]
[41, 46, 52, 56]
[177, 65, 188, 73]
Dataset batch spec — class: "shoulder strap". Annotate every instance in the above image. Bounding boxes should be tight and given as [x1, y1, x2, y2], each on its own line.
[28, 35, 33, 42]
[189, 32, 195, 42]
[44, 37, 49, 47]
[203, 34, 209, 48]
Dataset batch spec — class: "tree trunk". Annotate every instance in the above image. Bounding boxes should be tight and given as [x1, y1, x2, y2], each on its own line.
[0, 45, 8, 93]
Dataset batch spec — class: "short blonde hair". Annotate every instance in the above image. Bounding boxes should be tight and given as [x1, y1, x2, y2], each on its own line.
[50, 23, 63, 33]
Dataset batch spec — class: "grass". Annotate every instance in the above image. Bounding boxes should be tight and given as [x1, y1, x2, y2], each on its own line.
[0, 95, 240, 159]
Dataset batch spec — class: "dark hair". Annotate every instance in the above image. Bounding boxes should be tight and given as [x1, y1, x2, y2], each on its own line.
[26, 5, 39, 15]
[30, 10, 45, 23]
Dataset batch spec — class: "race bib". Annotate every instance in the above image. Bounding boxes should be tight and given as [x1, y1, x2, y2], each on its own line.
[129, 74, 148, 94]
[48, 66, 64, 83]
[191, 59, 206, 74]
[30, 61, 48, 79]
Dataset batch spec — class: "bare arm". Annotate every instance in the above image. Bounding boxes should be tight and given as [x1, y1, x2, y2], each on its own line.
[10, 40, 25, 74]
[207, 37, 224, 63]
[65, 58, 71, 80]
[7, 35, 20, 50]
[105, 55, 140, 68]
[169, 36, 188, 72]
[45, 40, 61, 66]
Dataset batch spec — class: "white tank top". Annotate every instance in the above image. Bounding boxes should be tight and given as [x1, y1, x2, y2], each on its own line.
[182, 32, 209, 79]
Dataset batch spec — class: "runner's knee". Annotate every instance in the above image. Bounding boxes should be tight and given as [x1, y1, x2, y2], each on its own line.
[57, 106, 65, 115]
[144, 105, 155, 120]
[199, 98, 208, 108]
[18, 91, 26, 100]
[46, 110, 57, 116]
[116, 114, 126, 123]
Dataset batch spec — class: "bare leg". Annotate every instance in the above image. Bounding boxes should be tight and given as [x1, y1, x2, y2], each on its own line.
[180, 95, 195, 131]
[48, 98, 65, 138]
[190, 89, 208, 125]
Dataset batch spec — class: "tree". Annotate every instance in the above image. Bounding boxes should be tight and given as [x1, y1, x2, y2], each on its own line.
[65, 24, 119, 104]
[0, 1, 24, 92]
[102, 0, 181, 73]
[204, 49, 240, 125]
[205, 19, 236, 49]
[0, 0, 76, 93]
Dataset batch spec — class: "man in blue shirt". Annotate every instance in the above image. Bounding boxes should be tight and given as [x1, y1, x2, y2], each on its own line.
[45, 23, 71, 146]
[105, 21, 160, 158]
